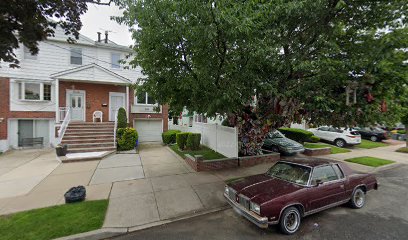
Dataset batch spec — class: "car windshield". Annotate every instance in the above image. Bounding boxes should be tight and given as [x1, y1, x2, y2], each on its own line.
[267, 162, 311, 185]
[269, 131, 284, 139]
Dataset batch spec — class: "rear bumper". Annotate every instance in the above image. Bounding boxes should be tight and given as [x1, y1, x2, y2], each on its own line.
[224, 193, 277, 228]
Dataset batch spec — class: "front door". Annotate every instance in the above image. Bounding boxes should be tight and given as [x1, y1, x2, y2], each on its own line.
[18, 120, 33, 146]
[68, 92, 85, 121]
[109, 93, 125, 121]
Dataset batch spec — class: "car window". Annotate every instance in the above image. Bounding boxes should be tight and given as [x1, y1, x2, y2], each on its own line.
[267, 162, 311, 185]
[311, 166, 339, 185]
[332, 164, 344, 179]
[270, 131, 284, 139]
[318, 126, 329, 131]
[328, 127, 343, 133]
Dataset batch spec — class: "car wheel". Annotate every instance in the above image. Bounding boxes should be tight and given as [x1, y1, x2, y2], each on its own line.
[279, 207, 301, 235]
[334, 139, 346, 148]
[350, 188, 366, 209]
[370, 136, 378, 142]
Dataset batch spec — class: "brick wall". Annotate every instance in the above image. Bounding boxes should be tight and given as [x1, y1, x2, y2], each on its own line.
[59, 81, 126, 122]
[303, 147, 331, 156]
[183, 153, 280, 172]
[0, 78, 9, 140]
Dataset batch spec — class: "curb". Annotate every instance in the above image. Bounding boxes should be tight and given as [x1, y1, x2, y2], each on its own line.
[53, 228, 128, 240]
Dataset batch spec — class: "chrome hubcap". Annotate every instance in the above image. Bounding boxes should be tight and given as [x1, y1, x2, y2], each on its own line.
[354, 190, 365, 207]
[284, 210, 299, 232]
[337, 140, 344, 147]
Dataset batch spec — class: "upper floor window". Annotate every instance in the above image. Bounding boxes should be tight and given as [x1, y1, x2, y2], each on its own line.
[23, 46, 37, 60]
[18, 82, 51, 101]
[136, 91, 155, 105]
[70, 48, 82, 65]
[111, 53, 121, 68]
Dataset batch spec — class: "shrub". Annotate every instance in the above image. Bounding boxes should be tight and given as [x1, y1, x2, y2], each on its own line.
[310, 135, 320, 143]
[396, 147, 408, 153]
[176, 132, 190, 150]
[186, 133, 201, 150]
[278, 128, 314, 143]
[162, 130, 181, 144]
[117, 107, 128, 129]
[117, 127, 138, 151]
[397, 129, 406, 134]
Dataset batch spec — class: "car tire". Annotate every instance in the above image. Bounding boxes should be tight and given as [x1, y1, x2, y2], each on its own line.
[370, 136, 378, 142]
[334, 139, 346, 148]
[279, 207, 301, 235]
[350, 188, 366, 209]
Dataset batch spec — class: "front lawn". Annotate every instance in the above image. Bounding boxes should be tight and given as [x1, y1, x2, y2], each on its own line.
[304, 143, 351, 154]
[345, 156, 395, 167]
[356, 139, 388, 149]
[396, 147, 408, 153]
[169, 144, 226, 160]
[0, 200, 108, 240]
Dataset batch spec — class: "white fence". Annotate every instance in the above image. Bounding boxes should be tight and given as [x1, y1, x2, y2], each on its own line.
[169, 123, 238, 158]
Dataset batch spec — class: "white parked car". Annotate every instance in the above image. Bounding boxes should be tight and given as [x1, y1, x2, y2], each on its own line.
[308, 126, 361, 148]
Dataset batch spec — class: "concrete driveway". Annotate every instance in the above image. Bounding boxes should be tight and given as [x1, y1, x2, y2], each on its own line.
[111, 164, 408, 240]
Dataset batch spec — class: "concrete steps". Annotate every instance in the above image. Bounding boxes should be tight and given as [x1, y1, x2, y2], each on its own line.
[61, 122, 116, 153]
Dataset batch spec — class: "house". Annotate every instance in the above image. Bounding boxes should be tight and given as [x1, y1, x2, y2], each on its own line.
[0, 28, 168, 153]
[176, 108, 224, 127]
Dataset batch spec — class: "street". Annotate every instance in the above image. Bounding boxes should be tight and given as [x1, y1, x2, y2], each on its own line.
[111, 164, 408, 240]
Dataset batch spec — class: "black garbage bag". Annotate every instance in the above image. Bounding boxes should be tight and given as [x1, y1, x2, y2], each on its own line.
[64, 186, 86, 203]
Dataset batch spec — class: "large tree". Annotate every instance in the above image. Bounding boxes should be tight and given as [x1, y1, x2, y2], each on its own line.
[0, 0, 112, 68]
[115, 0, 408, 155]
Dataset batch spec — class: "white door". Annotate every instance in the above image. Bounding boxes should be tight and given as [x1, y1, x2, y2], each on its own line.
[109, 93, 125, 121]
[134, 120, 162, 142]
[69, 92, 85, 121]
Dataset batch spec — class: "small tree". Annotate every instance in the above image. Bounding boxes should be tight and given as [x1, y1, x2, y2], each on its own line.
[117, 107, 128, 129]
[401, 112, 408, 147]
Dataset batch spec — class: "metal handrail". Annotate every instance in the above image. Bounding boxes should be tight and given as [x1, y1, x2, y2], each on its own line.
[57, 108, 71, 144]
[113, 110, 119, 147]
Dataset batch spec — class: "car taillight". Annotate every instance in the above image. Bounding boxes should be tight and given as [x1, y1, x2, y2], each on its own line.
[347, 135, 359, 138]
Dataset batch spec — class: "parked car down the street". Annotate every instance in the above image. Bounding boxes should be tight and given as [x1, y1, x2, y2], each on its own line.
[353, 127, 387, 142]
[224, 158, 378, 234]
[308, 126, 361, 148]
[262, 131, 305, 155]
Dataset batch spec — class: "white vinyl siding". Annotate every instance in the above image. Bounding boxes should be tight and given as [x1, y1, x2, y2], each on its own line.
[23, 46, 37, 60]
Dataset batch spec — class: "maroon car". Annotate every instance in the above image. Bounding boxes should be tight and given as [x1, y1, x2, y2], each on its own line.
[224, 158, 378, 234]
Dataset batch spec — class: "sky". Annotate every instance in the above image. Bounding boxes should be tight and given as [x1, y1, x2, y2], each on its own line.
[79, 3, 133, 46]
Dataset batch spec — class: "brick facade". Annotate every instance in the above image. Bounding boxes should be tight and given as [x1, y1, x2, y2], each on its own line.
[183, 153, 280, 172]
[303, 147, 331, 156]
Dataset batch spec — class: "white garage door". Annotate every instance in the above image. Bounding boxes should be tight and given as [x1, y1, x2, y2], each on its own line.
[134, 119, 162, 142]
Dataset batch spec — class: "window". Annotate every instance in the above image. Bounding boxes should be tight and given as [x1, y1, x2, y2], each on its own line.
[332, 164, 344, 179]
[311, 166, 339, 185]
[23, 46, 37, 60]
[318, 126, 329, 131]
[18, 82, 52, 101]
[111, 53, 121, 68]
[136, 91, 156, 105]
[70, 48, 82, 65]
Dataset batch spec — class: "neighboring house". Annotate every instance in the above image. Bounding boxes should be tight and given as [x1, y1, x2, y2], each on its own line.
[0, 29, 168, 153]
[177, 108, 224, 127]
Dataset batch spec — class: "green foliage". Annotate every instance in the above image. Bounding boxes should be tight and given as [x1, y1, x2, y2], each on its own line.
[115, 0, 408, 155]
[357, 139, 388, 149]
[279, 128, 314, 143]
[186, 133, 201, 150]
[117, 127, 138, 151]
[176, 132, 190, 150]
[162, 130, 181, 144]
[0, 200, 108, 240]
[345, 156, 395, 167]
[303, 143, 351, 154]
[169, 144, 225, 160]
[117, 107, 128, 129]
[309, 135, 320, 143]
[397, 130, 406, 134]
[396, 147, 408, 153]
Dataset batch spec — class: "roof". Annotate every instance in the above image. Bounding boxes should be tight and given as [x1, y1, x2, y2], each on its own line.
[50, 63, 131, 85]
[280, 157, 340, 168]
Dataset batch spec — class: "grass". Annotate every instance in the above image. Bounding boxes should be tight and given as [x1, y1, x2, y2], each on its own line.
[356, 139, 388, 149]
[396, 147, 408, 153]
[345, 156, 395, 167]
[169, 144, 226, 160]
[0, 200, 108, 240]
[303, 142, 351, 154]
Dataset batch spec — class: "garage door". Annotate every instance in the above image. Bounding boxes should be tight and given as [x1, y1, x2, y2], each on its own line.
[134, 119, 162, 142]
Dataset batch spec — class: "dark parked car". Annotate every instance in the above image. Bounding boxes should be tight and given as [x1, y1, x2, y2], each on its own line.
[262, 131, 304, 155]
[354, 127, 387, 142]
[224, 158, 378, 234]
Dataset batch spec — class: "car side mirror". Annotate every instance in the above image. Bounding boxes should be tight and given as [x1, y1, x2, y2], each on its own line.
[314, 179, 323, 186]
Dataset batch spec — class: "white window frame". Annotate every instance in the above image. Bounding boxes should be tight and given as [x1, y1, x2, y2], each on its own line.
[111, 52, 121, 69]
[70, 48, 83, 65]
[135, 91, 156, 106]
[18, 82, 52, 102]
[23, 46, 37, 60]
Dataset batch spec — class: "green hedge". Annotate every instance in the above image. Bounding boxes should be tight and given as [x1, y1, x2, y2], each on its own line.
[278, 128, 314, 143]
[176, 132, 190, 150]
[162, 130, 181, 144]
[186, 133, 201, 150]
[397, 129, 406, 134]
[117, 107, 128, 129]
[310, 135, 320, 143]
[117, 127, 138, 151]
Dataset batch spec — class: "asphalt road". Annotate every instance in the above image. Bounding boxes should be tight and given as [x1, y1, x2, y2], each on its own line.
[110, 165, 408, 240]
